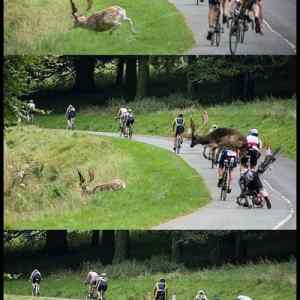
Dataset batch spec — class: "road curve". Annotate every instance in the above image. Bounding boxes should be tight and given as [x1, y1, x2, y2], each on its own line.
[168, 0, 296, 54]
[90, 132, 296, 230]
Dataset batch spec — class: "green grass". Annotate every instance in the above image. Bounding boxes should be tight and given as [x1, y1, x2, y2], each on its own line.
[4, 126, 210, 229]
[35, 97, 296, 159]
[4, 0, 195, 55]
[4, 259, 296, 300]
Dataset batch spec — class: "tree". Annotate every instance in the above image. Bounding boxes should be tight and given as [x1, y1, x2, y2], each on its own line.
[101, 230, 115, 264]
[116, 57, 125, 86]
[136, 56, 150, 99]
[73, 56, 96, 92]
[113, 230, 130, 263]
[45, 230, 68, 255]
[91, 230, 100, 247]
[125, 57, 137, 99]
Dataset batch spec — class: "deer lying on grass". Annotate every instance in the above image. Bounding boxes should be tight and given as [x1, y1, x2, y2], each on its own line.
[190, 118, 248, 156]
[77, 169, 126, 195]
[70, 0, 136, 34]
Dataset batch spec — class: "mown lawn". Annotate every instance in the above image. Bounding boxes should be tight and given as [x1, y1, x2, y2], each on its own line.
[4, 0, 195, 55]
[35, 97, 296, 159]
[4, 259, 296, 300]
[4, 126, 209, 229]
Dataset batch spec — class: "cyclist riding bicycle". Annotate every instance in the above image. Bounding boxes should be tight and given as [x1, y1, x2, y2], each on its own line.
[217, 147, 238, 193]
[240, 128, 262, 171]
[27, 100, 36, 122]
[125, 108, 135, 136]
[154, 278, 168, 300]
[95, 273, 108, 299]
[230, 0, 263, 34]
[30, 269, 42, 295]
[207, 0, 222, 41]
[172, 113, 185, 151]
[194, 290, 208, 300]
[66, 104, 76, 130]
[117, 107, 128, 135]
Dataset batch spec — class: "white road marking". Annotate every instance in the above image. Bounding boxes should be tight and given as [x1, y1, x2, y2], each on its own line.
[263, 20, 296, 53]
[263, 179, 295, 229]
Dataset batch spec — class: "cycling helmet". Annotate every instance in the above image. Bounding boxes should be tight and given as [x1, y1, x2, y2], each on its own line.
[250, 128, 258, 136]
[178, 113, 183, 117]
[159, 278, 165, 282]
[100, 273, 106, 277]
[198, 290, 205, 295]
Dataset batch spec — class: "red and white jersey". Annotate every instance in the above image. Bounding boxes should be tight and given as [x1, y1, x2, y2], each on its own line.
[86, 271, 99, 284]
[246, 135, 261, 151]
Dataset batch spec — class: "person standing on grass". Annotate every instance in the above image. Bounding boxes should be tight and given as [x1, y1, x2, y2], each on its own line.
[66, 104, 76, 130]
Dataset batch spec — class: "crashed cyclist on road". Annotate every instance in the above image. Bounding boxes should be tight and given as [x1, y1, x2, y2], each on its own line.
[172, 113, 185, 151]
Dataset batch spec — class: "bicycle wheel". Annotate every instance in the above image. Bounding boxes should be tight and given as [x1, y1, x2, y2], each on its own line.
[215, 24, 221, 47]
[176, 136, 181, 154]
[240, 21, 246, 43]
[129, 126, 133, 139]
[229, 19, 240, 55]
[220, 172, 228, 201]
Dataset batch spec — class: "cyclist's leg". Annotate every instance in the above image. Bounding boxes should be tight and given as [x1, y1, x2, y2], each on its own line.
[217, 152, 225, 186]
[253, 1, 262, 33]
[207, 1, 215, 39]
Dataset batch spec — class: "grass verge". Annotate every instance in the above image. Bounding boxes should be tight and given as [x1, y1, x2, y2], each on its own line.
[4, 126, 209, 229]
[4, 0, 195, 55]
[4, 259, 296, 300]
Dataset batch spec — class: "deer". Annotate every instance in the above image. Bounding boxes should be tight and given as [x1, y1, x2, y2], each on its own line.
[70, 0, 136, 34]
[190, 118, 248, 160]
[77, 168, 126, 195]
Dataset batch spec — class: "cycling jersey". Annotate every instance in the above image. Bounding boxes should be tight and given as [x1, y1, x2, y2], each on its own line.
[246, 134, 261, 151]
[30, 270, 42, 283]
[86, 271, 98, 285]
[218, 149, 237, 169]
[155, 282, 167, 292]
[175, 117, 185, 128]
[96, 277, 108, 292]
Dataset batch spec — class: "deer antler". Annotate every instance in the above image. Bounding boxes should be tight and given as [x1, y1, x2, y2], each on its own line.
[77, 169, 85, 186]
[88, 169, 95, 183]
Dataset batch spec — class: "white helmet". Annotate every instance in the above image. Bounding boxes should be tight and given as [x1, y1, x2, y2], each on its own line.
[250, 128, 258, 135]
[100, 273, 106, 277]
[198, 290, 205, 295]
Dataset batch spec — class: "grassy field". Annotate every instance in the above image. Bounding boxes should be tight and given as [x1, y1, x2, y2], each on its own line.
[4, 126, 210, 229]
[4, 259, 296, 300]
[4, 0, 195, 55]
[35, 97, 296, 159]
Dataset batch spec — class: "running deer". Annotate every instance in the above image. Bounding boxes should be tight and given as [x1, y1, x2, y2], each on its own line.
[70, 0, 136, 34]
[190, 118, 248, 154]
[77, 169, 126, 195]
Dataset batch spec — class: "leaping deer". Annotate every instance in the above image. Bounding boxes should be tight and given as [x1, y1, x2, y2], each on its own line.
[70, 0, 136, 34]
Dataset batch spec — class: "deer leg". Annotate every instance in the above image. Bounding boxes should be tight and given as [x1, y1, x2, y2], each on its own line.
[124, 16, 136, 34]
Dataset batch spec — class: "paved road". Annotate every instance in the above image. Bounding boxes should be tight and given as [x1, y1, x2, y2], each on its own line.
[168, 0, 296, 54]
[92, 132, 296, 230]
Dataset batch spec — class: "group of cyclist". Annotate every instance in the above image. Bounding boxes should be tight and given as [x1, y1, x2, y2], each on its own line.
[116, 106, 135, 138]
[29, 271, 251, 300]
[202, 0, 264, 41]
[171, 111, 264, 199]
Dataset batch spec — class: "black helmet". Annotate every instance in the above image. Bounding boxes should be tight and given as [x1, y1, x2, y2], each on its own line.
[178, 113, 183, 117]
[159, 278, 165, 282]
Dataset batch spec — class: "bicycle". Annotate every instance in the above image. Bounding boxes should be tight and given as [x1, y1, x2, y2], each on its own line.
[174, 134, 183, 154]
[228, 3, 254, 54]
[220, 157, 235, 201]
[32, 282, 40, 296]
[210, 2, 223, 47]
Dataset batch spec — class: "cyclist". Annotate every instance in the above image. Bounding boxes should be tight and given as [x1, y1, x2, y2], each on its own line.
[66, 104, 76, 130]
[85, 270, 99, 298]
[125, 108, 135, 137]
[194, 290, 208, 300]
[27, 100, 36, 122]
[217, 147, 238, 193]
[207, 0, 222, 41]
[240, 128, 262, 171]
[172, 113, 185, 151]
[95, 273, 108, 300]
[30, 269, 42, 296]
[236, 296, 252, 300]
[116, 107, 128, 136]
[153, 278, 168, 300]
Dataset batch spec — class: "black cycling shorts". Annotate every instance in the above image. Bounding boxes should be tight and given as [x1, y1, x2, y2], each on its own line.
[218, 151, 237, 169]
[155, 291, 166, 300]
[241, 149, 260, 168]
[97, 281, 107, 292]
[175, 126, 184, 136]
[126, 119, 134, 127]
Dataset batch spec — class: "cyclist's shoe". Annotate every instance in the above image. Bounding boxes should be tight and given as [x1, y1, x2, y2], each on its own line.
[217, 178, 223, 188]
[222, 15, 227, 24]
[227, 187, 232, 194]
[206, 31, 213, 40]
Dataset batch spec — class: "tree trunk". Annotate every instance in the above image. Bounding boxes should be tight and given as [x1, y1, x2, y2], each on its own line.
[73, 56, 96, 92]
[101, 230, 115, 265]
[125, 57, 137, 99]
[91, 230, 100, 247]
[136, 56, 150, 99]
[45, 230, 68, 255]
[113, 230, 130, 263]
[116, 57, 125, 86]
[4, 139, 12, 194]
